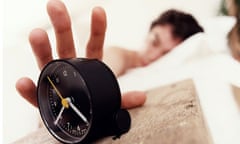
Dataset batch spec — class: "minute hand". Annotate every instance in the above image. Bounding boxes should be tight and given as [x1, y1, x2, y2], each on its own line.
[66, 98, 89, 124]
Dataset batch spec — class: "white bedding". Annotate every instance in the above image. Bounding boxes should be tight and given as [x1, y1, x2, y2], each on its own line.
[118, 16, 240, 144]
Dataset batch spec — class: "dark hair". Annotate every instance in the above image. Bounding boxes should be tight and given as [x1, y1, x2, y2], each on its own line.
[150, 9, 204, 40]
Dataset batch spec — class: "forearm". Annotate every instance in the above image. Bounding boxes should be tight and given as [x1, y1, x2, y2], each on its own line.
[103, 46, 142, 77]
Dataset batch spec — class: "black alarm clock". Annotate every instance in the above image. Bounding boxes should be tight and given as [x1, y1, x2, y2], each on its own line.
[37, 58, 131, 144]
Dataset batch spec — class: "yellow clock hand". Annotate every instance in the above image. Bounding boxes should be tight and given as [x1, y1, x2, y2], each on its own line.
[47, 76, 69, 108]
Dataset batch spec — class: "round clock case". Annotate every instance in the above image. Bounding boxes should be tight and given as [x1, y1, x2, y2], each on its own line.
[37, 58, 131, 144]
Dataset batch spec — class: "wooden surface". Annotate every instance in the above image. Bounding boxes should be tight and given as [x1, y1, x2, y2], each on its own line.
[13, 79, 212, 144]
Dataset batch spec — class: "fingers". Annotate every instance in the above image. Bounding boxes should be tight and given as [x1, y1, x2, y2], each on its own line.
[15, 77, 38, 107]
[47, 0, 106, 60]
[121, 91, 147, 109]
[47, 0, 76, 58]
[26, 1, 145, 111]
[29, 28, 53, 70]
[30, 0, 76, 70]
[86, 7, 107, 60]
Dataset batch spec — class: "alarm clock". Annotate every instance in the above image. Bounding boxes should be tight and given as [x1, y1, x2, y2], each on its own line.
[37, 58, 131, 144]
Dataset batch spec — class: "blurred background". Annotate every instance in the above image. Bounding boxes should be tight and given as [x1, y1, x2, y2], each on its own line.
[3, 0, 235, 143]
[0, 55, 2, 141]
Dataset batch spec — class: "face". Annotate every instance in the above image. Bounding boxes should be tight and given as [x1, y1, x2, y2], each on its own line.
[38, 61, 92, 143]
[141, 24, 182, 65]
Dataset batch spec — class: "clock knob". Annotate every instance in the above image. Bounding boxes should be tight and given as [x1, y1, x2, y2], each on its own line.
[113, 109, 131, 139]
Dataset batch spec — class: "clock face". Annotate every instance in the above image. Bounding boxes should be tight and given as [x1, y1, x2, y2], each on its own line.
[37, 61, 92, 143]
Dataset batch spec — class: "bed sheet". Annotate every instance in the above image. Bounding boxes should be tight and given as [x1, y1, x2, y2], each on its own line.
[118, 16, 240, 144]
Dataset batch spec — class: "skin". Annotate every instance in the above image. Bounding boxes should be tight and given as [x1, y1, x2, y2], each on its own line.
[103, 24, 182, 76]
[140, 24, 182, 65]
[15, 0, 146, 109]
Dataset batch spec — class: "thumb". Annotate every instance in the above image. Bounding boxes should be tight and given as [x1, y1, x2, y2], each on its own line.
[121, 91, 147, 109]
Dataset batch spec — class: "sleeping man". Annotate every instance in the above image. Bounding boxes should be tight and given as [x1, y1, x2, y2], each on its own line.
[104, 9, 204, 76]
[16, 0, 203, 109]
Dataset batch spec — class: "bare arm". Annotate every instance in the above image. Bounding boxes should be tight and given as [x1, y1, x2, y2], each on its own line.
[103, 46, 143, 77]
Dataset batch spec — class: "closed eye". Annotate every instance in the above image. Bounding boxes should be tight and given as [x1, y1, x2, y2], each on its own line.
[152, 33, 160, 47]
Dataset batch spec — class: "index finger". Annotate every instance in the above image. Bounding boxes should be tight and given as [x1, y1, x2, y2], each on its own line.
[86, 7, 107, 60]
[47, 0, 76, 58]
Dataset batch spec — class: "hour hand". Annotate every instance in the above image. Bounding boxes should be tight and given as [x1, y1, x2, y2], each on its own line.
[54, 106, 65, 125]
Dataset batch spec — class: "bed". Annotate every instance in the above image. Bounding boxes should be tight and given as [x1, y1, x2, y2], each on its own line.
[118, 17, 240, 144]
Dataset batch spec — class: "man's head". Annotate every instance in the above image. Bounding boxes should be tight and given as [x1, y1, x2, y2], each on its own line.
[141, 9, 204, 65]
[150, 9, 204, 40]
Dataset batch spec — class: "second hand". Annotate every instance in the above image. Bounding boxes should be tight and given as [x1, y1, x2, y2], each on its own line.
[47, 76, 69, 108]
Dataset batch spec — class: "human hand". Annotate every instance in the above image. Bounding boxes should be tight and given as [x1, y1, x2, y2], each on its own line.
[15, 0, 146, 109]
